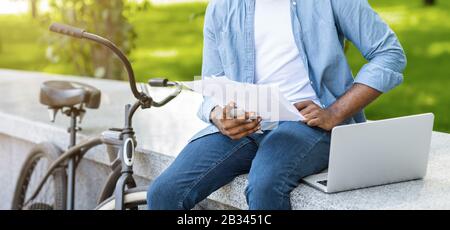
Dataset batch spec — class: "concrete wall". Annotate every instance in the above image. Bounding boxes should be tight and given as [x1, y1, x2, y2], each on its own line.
[2, 70, 450, 210]
[0, 134, 228, 210]
[0, 133, 151, 210]
[0, 134, 33, 209]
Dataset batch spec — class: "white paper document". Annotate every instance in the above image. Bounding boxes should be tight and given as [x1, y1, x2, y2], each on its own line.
[183, 76, 304, 122]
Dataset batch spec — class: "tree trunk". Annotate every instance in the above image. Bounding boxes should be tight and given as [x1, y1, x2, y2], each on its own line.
[30, 0, 38, 18]
[47, 0, 135, 80]
[424, 0, 436, 6]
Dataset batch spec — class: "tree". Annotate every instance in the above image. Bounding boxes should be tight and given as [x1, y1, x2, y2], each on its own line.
[46, 0, 136, 80]
[424, 0, 436, 6]
[30, 0, 39, 18]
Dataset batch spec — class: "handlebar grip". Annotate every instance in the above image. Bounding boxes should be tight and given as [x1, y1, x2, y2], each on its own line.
[49, 23, 85, 38]
[149, 78, 169, 87]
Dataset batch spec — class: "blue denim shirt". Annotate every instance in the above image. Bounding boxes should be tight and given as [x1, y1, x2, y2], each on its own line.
[191, 0, 406, 141]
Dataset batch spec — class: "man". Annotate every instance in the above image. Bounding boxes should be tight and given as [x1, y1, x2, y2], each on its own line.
[147, 0, 406, 210]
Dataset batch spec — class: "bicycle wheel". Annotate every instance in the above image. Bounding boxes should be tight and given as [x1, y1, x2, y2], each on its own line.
[96, 165, 121, 205]
[95, 187, 148, 210]
[11, 143, 67, 210]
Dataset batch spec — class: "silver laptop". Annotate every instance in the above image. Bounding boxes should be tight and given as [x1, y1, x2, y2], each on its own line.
[302, 113, 434, 193]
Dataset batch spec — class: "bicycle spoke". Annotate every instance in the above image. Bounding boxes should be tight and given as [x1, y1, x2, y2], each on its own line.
[23, 156, 56, 209]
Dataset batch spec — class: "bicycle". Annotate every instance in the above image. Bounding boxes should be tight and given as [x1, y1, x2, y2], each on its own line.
[11, 23, 183, 210]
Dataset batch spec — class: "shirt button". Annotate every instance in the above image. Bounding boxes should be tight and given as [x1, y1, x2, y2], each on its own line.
[293, 1, 297, 6]
[310, 81, 314, 85]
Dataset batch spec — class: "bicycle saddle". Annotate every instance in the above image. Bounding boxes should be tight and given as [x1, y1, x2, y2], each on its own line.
[40, 81, 101, 109]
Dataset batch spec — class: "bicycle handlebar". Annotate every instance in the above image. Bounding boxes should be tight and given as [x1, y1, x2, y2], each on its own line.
[49, 22, 184, 111]
[149, 79, 182, 107]
[49, 23, 85, 38]
[49, 22, 141, 99]
[149, 78, 169, 87]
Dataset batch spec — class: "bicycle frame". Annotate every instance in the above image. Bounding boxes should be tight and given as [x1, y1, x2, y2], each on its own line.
[23, 23, 182, 210]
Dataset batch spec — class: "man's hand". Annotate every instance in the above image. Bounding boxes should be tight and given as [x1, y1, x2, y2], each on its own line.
[295, 84, 383, 131]
[211, 102, 262, 140]
[295, 101, 338, 131]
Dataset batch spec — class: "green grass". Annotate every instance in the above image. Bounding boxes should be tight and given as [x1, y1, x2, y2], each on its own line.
[346, 0, 450, 133]
[0, 15, 48, 71]
[128, 3, 206, 82]
[0, 1, 449, 132]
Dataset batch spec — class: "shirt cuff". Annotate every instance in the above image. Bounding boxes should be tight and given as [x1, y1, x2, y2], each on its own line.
[197, 97, 217, 124]
[354, 62, 404, 93]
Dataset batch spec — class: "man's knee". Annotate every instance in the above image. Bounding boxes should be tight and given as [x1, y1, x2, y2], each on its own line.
[245, 174, 292, 210]
[246, 174, 288, 198]
[147, 176, 181, 210]
[246, 171, 290, 199]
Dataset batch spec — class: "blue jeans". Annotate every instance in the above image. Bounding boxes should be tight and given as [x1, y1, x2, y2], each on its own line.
[147, 121, 331, 210]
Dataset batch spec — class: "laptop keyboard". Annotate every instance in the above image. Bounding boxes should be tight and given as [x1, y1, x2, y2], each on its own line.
[317, 180, 328, 186]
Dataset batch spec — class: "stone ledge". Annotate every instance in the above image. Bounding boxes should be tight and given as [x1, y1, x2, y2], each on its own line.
[1, 69, 450, 210]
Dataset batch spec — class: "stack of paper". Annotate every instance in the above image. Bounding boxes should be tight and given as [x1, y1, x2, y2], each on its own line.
[183, 76, 304, 122]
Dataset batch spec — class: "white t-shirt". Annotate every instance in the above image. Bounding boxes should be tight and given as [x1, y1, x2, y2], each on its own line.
[255, 0, 320, 105]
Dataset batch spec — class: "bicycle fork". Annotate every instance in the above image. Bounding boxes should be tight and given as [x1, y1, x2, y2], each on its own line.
[114, 103, 139, 210]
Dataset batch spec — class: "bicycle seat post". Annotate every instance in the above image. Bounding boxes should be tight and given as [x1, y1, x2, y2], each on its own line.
[65, 106, 84, 210]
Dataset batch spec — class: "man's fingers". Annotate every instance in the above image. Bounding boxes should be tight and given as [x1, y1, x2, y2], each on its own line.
[226, 124, 250, 136]
[299, 104, 319, 116]
[210, 106, 223, 121]
[223, 102, 237, 119]
[226, 119, 261, 136]
[222, 115, 261, 131]
[230, 123, 262, 140]
[222, 120, 248, 130]
[295, 100, 314, 111]
[246, 111, 257, 120]
[223, 102, 256, 120]
[212, 105, 240, 121]
[307, 118, 320, 127]
[236, 111, 251, 120]
[239, 125, 262, 139]
[304, 109, 320, 120]
[218, 101, 261, 135]
[226, 101, 236, 109]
